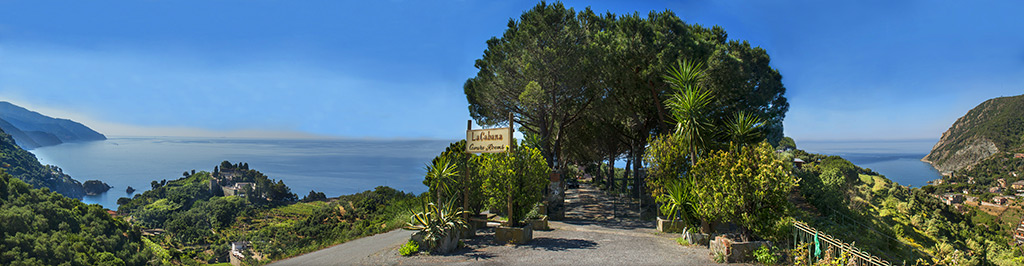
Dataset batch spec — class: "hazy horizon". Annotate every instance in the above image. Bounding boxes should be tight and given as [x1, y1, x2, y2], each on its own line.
[3, 1, 1023, 141]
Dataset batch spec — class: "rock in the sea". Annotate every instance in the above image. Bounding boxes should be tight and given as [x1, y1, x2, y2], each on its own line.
[83, 180, 112, 195]
[126, 186, 135, 194]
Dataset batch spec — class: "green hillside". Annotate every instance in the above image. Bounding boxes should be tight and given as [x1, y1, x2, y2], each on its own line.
[0, 127, 85, 198]
[117, 161, 421, 264]
[925, 94, 1024, 173]
[0, 170, 154, 265]
[792, 150, 1024, 265]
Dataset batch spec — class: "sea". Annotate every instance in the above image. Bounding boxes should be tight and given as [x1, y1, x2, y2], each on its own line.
[799, 139, 942, 188]
[30, 137, 943, 209]
[29, 137, 454, 209]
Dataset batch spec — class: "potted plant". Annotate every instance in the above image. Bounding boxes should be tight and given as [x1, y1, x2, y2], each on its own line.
[656, 177, 695, 233]
[480, 144, 550, 244]
[526, 203, 549, 231]
[404, 198, 469, 254]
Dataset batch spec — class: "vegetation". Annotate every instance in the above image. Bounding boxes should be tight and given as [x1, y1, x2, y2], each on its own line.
[0, 128, 85, 198]
[115, 161, 423, 264]
[478, 144, 550, 226]
[424, 140, 487, 215]
[754, 244, 778, 265]
[0, 170, 155, 265]
[403, 198, 468, 253]
[691, 142, 795, 242]
[925, 93, 1024, 172]
[790, 149, 1024, 265]
[465, 3, 789, 199]
[399, 240, 419, 256]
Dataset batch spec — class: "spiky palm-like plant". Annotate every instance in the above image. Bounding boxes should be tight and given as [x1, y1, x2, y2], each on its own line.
[663, 60, 713, 165]
[403, 197, 469, 253]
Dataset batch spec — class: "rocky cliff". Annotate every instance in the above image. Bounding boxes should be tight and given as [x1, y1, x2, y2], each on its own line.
[924, 94, 1024, 173]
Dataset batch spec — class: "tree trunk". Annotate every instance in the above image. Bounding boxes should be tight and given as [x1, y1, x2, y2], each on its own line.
[634, 144, 643, 199]
[623, 152, 632, 195]
[607, 155, 616, 191]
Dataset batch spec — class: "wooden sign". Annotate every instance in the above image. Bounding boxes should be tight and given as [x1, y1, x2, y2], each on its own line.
[466, 127, 512, 153]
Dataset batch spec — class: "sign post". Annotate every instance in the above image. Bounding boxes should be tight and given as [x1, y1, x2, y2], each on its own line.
[466, 113, 514, 223]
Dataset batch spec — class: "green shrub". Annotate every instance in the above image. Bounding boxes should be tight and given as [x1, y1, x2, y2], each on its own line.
[754, 244, 777, 265]
[399, 240, 419, 256]
[675, 237, 690, 246]
[479, 144, 550, 226]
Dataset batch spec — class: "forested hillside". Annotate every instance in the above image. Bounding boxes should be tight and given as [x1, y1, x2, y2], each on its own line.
[925, 94, 1024, 173]
[117, 161, 422, 264]
[0, 101, 106, 149]
[0, 127, 85, 198]
[0, 170, 153, 265]
[791, 150, 1023, 265]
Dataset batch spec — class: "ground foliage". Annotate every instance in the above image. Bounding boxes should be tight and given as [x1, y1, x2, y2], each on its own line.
[0, 170, 155, 265]
[117, 162, 422, 265]
[791, 150, 1024, 265]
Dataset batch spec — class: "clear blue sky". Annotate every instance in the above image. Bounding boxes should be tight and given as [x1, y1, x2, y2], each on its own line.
[0, 1, 1022, 141]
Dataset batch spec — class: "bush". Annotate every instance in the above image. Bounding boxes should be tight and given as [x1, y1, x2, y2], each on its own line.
[754, 244, 777, 265]
[479, 144, 550, 226]
[399, 240, 419, 256]
[675, 237, 690, 246]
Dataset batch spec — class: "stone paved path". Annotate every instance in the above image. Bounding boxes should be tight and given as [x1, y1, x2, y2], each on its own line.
[271, 183, 738, 266]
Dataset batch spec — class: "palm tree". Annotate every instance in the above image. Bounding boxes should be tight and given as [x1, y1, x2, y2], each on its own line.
[425, 157, 460, 204]
[663, 60, 713, 165]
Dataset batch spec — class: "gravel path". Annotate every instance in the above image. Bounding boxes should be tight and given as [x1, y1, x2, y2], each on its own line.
[271, 183, 738, 266]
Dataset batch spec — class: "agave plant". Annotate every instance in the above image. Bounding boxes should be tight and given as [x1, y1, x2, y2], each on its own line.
[404, 197, 469, 252]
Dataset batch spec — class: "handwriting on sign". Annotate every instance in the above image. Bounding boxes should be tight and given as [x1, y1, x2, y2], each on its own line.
[466, 128, 511, 154]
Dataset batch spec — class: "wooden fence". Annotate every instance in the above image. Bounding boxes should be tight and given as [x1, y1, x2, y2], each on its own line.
[793, 221, 892, 266]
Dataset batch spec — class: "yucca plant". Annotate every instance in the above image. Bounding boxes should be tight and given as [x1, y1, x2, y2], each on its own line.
[404, 197, 469, 253]
[658, 177, 696, 224]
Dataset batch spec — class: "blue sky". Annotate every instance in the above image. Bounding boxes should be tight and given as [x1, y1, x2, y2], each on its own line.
[0, 1, 1022, 141]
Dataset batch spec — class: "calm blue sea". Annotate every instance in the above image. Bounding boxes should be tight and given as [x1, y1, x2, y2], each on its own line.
[799, 139, 942, 188]
[30, 137, 454, 209]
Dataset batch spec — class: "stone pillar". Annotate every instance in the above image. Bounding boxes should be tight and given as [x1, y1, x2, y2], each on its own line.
[546, 172, 565, 220]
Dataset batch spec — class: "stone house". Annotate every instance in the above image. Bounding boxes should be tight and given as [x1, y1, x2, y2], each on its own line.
[998, 178, 1007, 188]
[942, 193, 965, 205]
[993, 196, 1009, 205]
[1016, 220, 1024, 245]
[990, 186, 1004, 194]
[1012, 180, 1024, 191]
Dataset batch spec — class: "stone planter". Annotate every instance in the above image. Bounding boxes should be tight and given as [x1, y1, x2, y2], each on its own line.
[528, 218, 550, 231]
[681, 227, 710, 246]
[458, 223, 476, 239]
[468, 215, 489, 230]
[709, 235, 770, 263]
[412, 231, 461, 254]
[657, 217, 687, 233]
[495, 224, 533, 245]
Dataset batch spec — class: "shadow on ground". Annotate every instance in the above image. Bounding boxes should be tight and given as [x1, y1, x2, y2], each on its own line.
[523, 237, 598, 251]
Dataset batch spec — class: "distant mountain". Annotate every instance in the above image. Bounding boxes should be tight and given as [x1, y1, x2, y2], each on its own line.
[0, 126, 85, 198]
[0, 101, 105, 149]
[924, 94, 1024, 173]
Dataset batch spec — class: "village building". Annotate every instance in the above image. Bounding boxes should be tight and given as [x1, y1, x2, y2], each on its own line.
[998, 178, 1007, 188]
[1015, 153, 1024, 159]
[942, 193, 965, 205]
[1012, 180, 1024, 191]
[223, 182, 256, 197]
[793, 158, 805, 168]
[993, 196, 1009, 206]
[1016, 220, 1024, 245]
[990, 186, 1004, 194]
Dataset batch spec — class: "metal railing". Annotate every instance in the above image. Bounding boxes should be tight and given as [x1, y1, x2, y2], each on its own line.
[793, 221, 892, 266]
